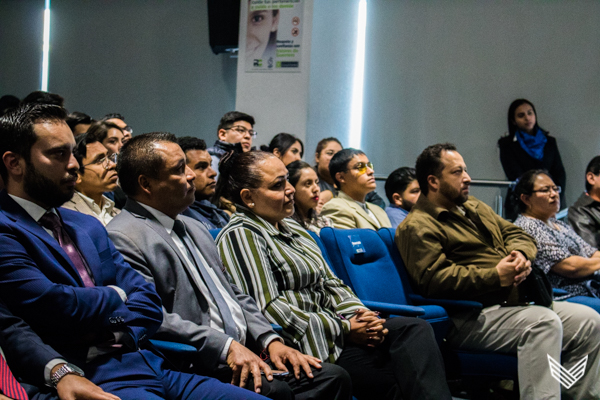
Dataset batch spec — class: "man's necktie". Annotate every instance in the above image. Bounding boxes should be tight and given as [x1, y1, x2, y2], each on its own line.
[0, 354, 28, 400]
[172, 220, 239, 341]
[39, 212, 95, 287]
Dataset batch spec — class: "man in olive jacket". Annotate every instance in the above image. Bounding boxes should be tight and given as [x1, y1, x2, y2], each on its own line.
[397, 143, 600, 400]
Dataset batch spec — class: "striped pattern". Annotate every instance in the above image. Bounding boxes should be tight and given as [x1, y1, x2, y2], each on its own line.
[217, 207, 365, 363]
[0, 354, 28, 399]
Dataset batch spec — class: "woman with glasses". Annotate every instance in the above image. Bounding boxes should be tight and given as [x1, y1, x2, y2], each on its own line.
[513, 169, 600, 307]
[320, 149, 391, 230]
[498, 99, 566, 220]
[62, 133, 120, 225]
[215, 150, 452, 400]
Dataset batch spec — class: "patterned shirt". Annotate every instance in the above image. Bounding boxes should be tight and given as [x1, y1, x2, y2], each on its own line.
[216, 206, 365, 362]
[514, 215, 598, 298]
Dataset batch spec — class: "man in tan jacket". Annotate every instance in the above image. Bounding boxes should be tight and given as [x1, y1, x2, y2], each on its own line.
[321, 148, 391, 230]
[397, 143, 600, 400]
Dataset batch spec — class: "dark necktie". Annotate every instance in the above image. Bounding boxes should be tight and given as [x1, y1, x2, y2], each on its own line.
[172, 220, 239, 341]
[0, 354, 28, 400]
[39, 212, 95, 287]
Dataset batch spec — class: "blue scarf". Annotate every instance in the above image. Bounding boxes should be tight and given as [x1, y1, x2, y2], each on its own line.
[516, 128, 547, 160]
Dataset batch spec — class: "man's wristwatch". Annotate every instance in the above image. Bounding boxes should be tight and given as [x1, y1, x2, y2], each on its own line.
[50, 363, 85, 388]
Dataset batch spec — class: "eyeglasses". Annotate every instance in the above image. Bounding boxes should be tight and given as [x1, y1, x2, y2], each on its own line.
[349, 162, 374, 175]
[83, 153, 118, 170]
[226, 125, 257, 138]
[531, 185, 561, 195]
[123, 126, 133, 134]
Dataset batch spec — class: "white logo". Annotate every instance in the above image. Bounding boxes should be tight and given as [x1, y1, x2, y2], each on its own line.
[547, 354, 588, 389]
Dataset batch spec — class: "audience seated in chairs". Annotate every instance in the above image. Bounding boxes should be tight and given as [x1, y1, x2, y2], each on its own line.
[286, 160, 332, 235]
[397, 143, 600, 399]
[208, 111, 256, 177]
[261, 132, 303, 166]
[215, 150, 452, 400]
[321, 148, 391, 230]
[514, 169, 600, 305]
[0, 103, 268, 400]
[384, 167, 420, 229]
[569, 155, 600, 248]
[61, 133, 120, 226]
[178, 136, 230, 229]
[107, 133, 351, 400]
[103, 113, 133, 145]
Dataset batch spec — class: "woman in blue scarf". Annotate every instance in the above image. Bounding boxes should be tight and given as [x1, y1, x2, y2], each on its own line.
[498, 99, 566, 220]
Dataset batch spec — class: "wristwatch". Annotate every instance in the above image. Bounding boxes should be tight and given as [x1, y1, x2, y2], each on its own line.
[50, 363, 85, 388]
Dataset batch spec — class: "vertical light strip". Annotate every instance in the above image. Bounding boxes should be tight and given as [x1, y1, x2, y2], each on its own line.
[41, 0, 51, 91]
[348, 0, 367, 148]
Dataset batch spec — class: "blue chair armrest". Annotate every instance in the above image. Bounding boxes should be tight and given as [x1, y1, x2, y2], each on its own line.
[361, 300, 425, 317]
[553, 288, 569, 296]
[150, 339, 197, 355]
[271, 323, 283, 334]
[408, 294, 483, 310]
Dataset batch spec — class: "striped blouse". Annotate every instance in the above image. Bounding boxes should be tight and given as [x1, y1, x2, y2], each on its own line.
[216, 206, 365, 363]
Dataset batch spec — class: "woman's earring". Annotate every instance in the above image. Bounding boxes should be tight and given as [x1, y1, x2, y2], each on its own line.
[249, 203, 255, 207]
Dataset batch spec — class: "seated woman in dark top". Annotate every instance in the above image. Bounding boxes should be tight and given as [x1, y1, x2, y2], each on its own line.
[513, 169, 600, 308]
[215, 151, 451, 400]
[498, 99, 566, 220]
[286, 160, 332, 235]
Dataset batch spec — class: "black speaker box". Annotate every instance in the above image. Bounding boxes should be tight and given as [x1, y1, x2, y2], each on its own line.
[208, 0, 240, 55]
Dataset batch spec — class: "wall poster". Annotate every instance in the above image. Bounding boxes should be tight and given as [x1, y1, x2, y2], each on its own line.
[245, 0, 303, 72]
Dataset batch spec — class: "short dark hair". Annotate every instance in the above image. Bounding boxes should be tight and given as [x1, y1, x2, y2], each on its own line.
[117, 132, 178, 197]
[328, 148, 365, 188]
[0, 95, 20, 117]
[0, 103, 67, 182]
[86, 120, 123, 143]
[66, 111, 92, 132]
[585, 156, 600, 193]
[286, 160, 314, 187]
[72, 133, 103, 176]
[103, 113, 125, 121]
[315, 137, 342, 158]
[385, 167, 417, 203]
[263, 133, 304, 159]
[513, 169, 551, 213]
[177, 136, 207, 153]
[217, 111, 255, 132]
[415, 143, 457, 196]
[216, 150, 274, 205]
[21, 91, 65, 107]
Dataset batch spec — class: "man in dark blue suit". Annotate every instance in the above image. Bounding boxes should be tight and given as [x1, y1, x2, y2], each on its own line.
[0, 103, 266, 399]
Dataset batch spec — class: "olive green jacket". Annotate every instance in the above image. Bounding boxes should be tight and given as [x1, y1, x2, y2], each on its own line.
[396, 195, 537, 308]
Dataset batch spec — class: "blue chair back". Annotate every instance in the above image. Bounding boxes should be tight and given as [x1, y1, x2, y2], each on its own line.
[319, 227, 411, 306]
[378, 228, 419, 296]
[209, 228, 221, 241]
[307, 231, 336, 274]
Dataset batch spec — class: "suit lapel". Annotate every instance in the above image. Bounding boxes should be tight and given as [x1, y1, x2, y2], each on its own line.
[339, 192, 378, 229]
[0, 192, 84, 285]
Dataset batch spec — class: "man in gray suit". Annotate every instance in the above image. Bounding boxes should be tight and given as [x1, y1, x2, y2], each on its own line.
[106, 132, 351, 400]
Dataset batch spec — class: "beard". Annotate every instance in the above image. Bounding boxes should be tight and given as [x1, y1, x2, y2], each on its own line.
[23, 162, 77, 208]
[439, 179, 469, 206]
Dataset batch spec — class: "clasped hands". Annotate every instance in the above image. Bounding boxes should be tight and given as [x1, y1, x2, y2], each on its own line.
[496, 250, 532, 287]
[348, 308, 388, 348]
[226, 339, 322, 394]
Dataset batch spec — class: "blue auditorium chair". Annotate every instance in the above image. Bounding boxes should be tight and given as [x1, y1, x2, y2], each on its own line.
[209, 228, 221, 240]
[317, 227, 448, 341]
[377, 227, 519, 387]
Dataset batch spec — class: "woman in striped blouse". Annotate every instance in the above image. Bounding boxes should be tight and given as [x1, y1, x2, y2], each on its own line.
[215, 151, 451, 400]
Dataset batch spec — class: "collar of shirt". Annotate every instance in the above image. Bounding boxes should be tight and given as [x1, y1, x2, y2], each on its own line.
[137, 202, 178, 233]
[236, 204, 294, 238]
[77, 191, 115, 215]
[8, 194, 60, 235]
[414, 194, 477, 222]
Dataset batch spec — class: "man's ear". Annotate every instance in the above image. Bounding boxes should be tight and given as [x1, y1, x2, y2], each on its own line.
[392, 193, 403, 207]
[75, 170, 83, 185]
[427, 175, 439, 193]
[217, 129, 228, 142]
[586, 172, 597, 189]
[335, 171, 346, 187]
[138, 175, 152, 196]
[240, 188, 255, 208]
[2, 151, 24, 179]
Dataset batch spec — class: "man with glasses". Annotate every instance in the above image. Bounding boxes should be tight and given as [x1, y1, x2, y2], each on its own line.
[321, 148, 391, 230]
[208, 111, 256, 178]
[62, 132, 120, 225]
[104, 113, 133, 144]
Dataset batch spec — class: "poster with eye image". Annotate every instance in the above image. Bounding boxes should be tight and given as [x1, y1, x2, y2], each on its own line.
[245, 0, 303, 72]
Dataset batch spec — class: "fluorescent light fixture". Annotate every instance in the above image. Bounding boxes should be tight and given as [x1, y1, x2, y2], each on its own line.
[41, 0, 51, 91]
[349, 0, 367, 149]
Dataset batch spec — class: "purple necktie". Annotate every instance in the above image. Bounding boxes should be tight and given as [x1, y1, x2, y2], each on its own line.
[0, 354, 28, 400]
[39, 212, 95, 287]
